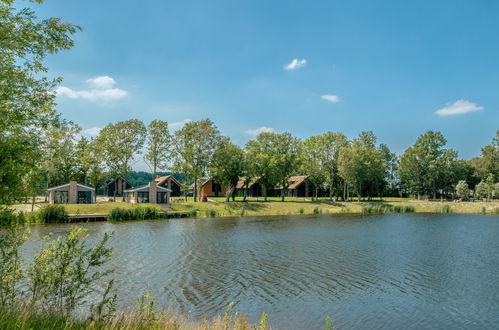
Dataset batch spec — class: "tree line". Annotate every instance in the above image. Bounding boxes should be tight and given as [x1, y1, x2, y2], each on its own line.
[10, 117, 499, 204]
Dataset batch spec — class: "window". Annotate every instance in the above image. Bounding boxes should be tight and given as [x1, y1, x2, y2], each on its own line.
[54, 191, 69, 204]
[157, 192, 168, 204]
[77, 191, 92, 204]
[137, 192, 149, 203]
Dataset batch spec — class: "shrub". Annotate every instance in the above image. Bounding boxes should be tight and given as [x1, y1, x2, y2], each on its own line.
[188, 209, 198, 218]
[205, 209, 217, 217]
[38, 205, 69, 223]
[108, 208, 133, 221]
[299, 208, 304, 214]
[313, 207, 321, 214]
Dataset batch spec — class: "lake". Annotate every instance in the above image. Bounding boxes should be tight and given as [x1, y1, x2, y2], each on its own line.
[19, 214, 499, 329]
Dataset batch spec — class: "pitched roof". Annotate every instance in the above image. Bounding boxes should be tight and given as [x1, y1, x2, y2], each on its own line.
[124, 183, 172, 193]
[154, 175, 182, 187]
[48, 182, 95, 191]
[274, 176, 309, 189]
[236, 177, 260, 189]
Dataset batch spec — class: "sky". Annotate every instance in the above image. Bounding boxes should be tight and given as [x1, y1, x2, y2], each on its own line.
[29, 0, 498, 169]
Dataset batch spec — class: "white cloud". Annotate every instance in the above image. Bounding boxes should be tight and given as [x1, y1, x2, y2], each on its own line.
[56, 75, 128, 102]
[435, 99, 484, 116]
[170, 119, 192, 129]
[284, 58, 307, 71]
[81, 127, 102, 137]
[321, 94, 340, 103]
[86, 76, 116, 89]
[245, 126, 275, 136]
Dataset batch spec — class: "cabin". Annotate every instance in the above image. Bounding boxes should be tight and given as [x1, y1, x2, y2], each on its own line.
[235, 177, 264, 197]
[154, 175, 182, 197]
[200, 178, 230, 198]
[282, 176, 310, 197]
[123, 181, 172, 204]
[104, 177, 132, 197]
[48, 180, 95, 204]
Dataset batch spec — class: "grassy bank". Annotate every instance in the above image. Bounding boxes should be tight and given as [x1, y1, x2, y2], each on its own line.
[169, 200, 499, 217]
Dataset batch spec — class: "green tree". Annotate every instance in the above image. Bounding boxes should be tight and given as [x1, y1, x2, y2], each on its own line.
[485, 173, 495, 201]
[379, 143, 399, 197]
[475, 180, 488, 200]
[245, 132, 301, 201]
[338, 132, 386, 201]
[468, 131, 499, 181]
[209, 137, 245, 202]
[96, 119, 146, 197]
[172, 119, 221, 202]
[455, 180, 469, 201]
[0, 0, 78, 205]
[144, 120, 171, 178]
[398, 131, 457, 199]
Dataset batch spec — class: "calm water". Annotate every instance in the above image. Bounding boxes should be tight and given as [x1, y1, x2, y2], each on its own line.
[18, 214, 499, 329]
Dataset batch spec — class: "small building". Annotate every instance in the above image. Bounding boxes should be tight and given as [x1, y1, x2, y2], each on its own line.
[124, 181, 172, 204]
[48, 180, 95, 204]
[236, 177, 264, 197]
[200, 178, 230, 198]
[103, 177, 132, 197]
[154, 175, 182, 197]
[283, 176, 310, 197]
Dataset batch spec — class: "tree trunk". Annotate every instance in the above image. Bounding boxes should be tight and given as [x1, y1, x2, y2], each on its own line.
[281, 179, 286, 202]
[263, 185, 267, 202]
[329, 176, 334, 201]
[343, 182, 346, 202]
[358, 183, 361, 202]
[194, 177, 198, 202]
[31, 195, 36, 212]
[243, 182, 248, 202]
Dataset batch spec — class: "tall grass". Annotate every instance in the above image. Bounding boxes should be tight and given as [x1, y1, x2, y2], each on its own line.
[37, 205, 69, 223]
[434, 205, 453, 214]
[362, 204, 415, 214]
[108, 206, 168, 221]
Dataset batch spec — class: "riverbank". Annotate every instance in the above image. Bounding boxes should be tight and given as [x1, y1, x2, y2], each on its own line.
[4, 200, 498, 225]
[169, 200, 499, 217]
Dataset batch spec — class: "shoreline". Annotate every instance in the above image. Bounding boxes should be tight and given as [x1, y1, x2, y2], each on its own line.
[5, 200, 499, 225]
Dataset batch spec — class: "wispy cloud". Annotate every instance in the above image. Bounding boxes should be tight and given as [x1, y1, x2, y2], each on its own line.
[170, 118, 192, 129]
[284, 58, 306, 71]
[245, 126, 275, 136]
[435, 100, 484, 116]
[81, 127, 102, 137]
[321, 94, 340, 103]
[56, 76, 128, 102]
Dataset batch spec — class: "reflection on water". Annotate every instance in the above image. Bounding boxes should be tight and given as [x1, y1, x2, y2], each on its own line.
[18, 214, 499, 329]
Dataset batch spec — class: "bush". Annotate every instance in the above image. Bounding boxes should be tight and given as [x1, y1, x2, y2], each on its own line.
[299, 208, 304, 214]
[205, 209, 217, 217]
[313, 207, 321, 214]
[38, 205, 69, 223]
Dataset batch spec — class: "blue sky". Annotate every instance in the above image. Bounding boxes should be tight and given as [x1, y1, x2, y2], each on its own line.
[32, 0, 498, 165]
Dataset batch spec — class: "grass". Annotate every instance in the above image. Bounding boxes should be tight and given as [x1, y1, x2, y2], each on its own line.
[0, 305, 272, 330]
[4, 199, 499, 224]
[171, 200, 499, 218]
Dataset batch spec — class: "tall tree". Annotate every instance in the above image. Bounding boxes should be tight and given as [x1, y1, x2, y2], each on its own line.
[172, 119, 221, 202]
[338, 132, 386, 201]
[209, 137, 245, 202]
[96, 119, 146, 197]
[245, 132, 301, 201]
[144, 120, 171, 178]
[398, 131, 457, 199]
[0, 0, 78, 205]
